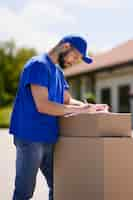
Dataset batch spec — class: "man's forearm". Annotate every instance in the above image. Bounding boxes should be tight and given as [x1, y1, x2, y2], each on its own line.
[37, 100, 84, 116]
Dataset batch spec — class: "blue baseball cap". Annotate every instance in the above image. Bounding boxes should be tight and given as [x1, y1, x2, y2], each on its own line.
[60, 35, 93, 64]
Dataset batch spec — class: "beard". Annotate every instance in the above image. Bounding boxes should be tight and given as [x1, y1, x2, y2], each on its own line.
[58, 52, 66, 69]
[58, 49, 72, 69]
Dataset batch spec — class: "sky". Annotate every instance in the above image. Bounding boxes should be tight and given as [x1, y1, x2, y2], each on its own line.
[0, 0, 133, 53]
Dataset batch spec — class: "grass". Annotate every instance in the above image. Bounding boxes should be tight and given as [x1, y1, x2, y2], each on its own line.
[0, 105, 12, 128]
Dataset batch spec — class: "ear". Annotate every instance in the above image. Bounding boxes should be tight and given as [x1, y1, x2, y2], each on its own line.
[61, 42, 71, 51]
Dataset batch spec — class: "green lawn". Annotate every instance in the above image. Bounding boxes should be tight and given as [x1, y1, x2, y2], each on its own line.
[0, 106, 12, 128]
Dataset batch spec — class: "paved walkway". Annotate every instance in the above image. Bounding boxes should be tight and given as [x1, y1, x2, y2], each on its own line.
[0, 129, 48, 200]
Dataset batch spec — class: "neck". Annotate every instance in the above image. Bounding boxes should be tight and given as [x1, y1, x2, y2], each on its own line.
[48, 50, 59, 65]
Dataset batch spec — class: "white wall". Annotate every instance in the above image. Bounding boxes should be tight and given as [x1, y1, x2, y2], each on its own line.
[95, 68, 133, 112]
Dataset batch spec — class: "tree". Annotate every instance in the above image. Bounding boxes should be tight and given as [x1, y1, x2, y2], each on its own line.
[0, 40, 37, 106]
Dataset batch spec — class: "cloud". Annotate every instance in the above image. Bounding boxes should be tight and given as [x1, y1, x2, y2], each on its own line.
[0, 0, 76, 52]
[44, 0, 124, 9]
[0, 0, 132, 53]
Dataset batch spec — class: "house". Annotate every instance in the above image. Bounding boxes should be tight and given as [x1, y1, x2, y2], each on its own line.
[64, 40, 133, 114]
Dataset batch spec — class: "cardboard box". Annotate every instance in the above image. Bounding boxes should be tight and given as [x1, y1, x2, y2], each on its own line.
[54, 137, 133, 200]
[59, 113, 132, 137]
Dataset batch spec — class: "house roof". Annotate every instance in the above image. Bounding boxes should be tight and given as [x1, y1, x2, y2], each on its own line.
[64, 40, 133, 77]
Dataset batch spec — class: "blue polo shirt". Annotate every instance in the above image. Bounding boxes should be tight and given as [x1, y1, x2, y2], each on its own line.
[9, 54, 69, 143]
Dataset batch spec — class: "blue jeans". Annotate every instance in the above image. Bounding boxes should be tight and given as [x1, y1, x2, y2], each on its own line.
[12, 136, 54, 200]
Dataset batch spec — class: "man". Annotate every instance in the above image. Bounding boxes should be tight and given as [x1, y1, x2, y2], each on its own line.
[9, 35, 107, 200]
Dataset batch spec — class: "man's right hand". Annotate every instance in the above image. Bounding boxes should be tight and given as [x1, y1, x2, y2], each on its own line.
[64, 103, 97, 117]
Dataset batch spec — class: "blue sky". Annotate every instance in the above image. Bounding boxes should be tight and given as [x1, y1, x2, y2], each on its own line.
[0, 0, 133, 53]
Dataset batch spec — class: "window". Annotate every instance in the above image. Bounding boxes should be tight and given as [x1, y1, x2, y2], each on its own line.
[118, 85, 130, 113]
[101, 88, 111, 106]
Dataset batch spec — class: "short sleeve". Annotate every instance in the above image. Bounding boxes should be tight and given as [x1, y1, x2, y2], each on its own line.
[64, 78, 69, 90]
[23, 61, 49, 88]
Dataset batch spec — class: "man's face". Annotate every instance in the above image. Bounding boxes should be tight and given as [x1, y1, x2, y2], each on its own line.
[58, 47, 82, 69]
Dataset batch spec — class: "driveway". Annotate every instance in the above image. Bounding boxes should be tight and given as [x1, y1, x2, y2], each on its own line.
[0, 129, 49, 200]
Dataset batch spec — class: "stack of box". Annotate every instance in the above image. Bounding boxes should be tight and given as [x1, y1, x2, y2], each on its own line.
[54, 113, 133, 200]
